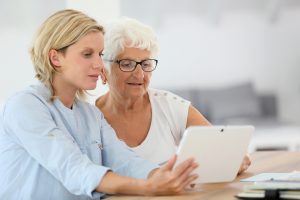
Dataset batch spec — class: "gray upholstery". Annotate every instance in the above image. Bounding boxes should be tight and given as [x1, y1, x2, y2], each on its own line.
[168, 82, 277, 125]
[168, 83, 300, 152]
[202, 83, 262, 124]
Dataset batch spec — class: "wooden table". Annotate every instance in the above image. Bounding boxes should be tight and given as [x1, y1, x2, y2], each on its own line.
[108, 151, 300, 200]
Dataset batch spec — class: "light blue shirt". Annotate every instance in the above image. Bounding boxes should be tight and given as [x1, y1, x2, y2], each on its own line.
[0, 83, 158, 200]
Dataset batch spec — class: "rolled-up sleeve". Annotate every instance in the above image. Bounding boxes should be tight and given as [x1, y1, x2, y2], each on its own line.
[99, 114, 159, 179]
[2, 93, 109, 198]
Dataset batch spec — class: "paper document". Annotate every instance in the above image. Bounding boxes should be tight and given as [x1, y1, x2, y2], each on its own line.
[241, 172, 300, 182]
[237, 172, 300, 199]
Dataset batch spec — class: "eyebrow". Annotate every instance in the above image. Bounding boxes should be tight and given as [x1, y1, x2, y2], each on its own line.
[118, 57, 151, 60]
[81, 47, 104, 52]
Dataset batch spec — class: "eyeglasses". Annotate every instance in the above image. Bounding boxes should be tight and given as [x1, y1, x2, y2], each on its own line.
[105, 59, 158, 72]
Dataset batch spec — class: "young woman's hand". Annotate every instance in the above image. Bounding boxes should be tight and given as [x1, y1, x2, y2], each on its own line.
[144, 155, 198, 195]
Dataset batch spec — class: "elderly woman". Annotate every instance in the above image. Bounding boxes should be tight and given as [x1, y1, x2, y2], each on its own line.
[96, 18, 250, 173]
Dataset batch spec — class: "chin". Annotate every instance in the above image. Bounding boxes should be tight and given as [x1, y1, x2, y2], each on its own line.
[84, 84, 97, 90]
[130, 89, 147, 97]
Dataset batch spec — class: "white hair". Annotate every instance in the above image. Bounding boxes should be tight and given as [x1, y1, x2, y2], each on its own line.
[103, 17, 159, 72]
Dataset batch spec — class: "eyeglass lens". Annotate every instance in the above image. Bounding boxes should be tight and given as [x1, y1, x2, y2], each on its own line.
[119, 59, 157, 72]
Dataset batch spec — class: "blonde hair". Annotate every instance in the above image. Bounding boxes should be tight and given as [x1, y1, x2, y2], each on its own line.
[30, 9, 104, 100]
[103, 17, 159, 72]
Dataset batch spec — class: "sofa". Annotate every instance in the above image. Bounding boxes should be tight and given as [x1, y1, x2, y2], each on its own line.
[167, 82, 300, 152]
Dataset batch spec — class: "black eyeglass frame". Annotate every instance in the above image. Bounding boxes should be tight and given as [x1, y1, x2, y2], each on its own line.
[105, 59, 158, 72]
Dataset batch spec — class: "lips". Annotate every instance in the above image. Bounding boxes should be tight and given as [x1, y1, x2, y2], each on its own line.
[88, 75, 99, 80]
[127, 83, 143, 86]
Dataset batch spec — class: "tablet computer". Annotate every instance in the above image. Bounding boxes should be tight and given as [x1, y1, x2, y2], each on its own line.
[175, 126, 254, 184]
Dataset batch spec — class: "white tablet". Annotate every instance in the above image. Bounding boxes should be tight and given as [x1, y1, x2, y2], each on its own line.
[175, 126, 254, 184]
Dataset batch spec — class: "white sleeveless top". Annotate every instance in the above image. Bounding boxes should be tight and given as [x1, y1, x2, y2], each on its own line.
[130, 88, 190, 165]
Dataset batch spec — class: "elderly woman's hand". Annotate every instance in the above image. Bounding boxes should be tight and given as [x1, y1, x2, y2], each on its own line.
[238, 154, 251, 175]
[145, 155, 198, 195]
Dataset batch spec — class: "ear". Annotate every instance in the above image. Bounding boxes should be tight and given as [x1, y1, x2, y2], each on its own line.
[100, 67, 108, 84]
[49, 49, 61, 68]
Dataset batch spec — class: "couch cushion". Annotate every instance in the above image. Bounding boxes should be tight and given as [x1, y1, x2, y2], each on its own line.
[167, 88, 211, 119]
[204, 82, 262, 124]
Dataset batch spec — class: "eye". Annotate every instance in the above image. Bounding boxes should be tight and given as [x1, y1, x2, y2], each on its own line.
[120, 60, 133, 68]
[83, 52, 92, 58]
[142, 62, 150, 67]
[142, 60, 152, 68]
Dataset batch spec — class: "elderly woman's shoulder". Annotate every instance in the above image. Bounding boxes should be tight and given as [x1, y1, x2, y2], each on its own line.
[148, 88, 189, 104]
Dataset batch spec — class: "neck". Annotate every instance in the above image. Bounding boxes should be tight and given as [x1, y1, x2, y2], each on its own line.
[106, 91, 149, 114]
[52, 76, 76, 109]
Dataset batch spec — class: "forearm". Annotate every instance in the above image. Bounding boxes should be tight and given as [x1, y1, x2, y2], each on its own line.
[96, 171, 148, 195]
[96, 156, 198, 196]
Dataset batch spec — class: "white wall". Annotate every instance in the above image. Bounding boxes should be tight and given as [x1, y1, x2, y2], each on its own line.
[0, 0, 66, 109]
[1, 0, 300, 124]
[153, 10, 300, 124]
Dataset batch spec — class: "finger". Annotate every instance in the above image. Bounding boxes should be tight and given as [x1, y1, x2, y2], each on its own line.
[243, 155, 251, 168]
[181, 174, 199, 190]
[173, 158, 195, 177]
[238, 165, 244, 174]
[176, 162, 198, 183]
[238, 162, 250, 174]
[238, 155, 250, 174]
[238, 164, 244, 174]
[245, 154, 251, 164]
[247, 156, 252, 166]
[161, 154, 177, 171]
[244, 161, 251, 170]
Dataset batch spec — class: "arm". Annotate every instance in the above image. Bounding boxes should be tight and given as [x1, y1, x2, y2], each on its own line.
[96, 111, 198, 195]
[2, 93, 108, 197]
[96, 155, 198, 195]
[186, 105, 211, 128]
[99, 115, 159, 179]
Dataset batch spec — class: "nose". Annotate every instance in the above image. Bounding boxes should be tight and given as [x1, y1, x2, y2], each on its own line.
[92, 56, 104, 70]
[132, 64, 145, 78]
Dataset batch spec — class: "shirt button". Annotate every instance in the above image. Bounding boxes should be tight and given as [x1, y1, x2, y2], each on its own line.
[98, 143, 103, 150]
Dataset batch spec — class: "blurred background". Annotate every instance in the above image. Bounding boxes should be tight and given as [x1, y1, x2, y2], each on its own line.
[1, 0, 300, 151]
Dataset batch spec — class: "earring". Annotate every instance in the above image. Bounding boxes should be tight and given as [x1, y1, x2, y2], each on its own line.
[102, 79, 106, 85]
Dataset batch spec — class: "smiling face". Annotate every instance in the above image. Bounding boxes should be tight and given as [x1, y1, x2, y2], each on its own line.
[105, 47, 153, 100]
[51, 31, 104, 94]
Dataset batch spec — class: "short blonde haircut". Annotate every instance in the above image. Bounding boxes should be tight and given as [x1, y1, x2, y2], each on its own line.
[103, 17, 159, 72]
[30, 9, 104, 100]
